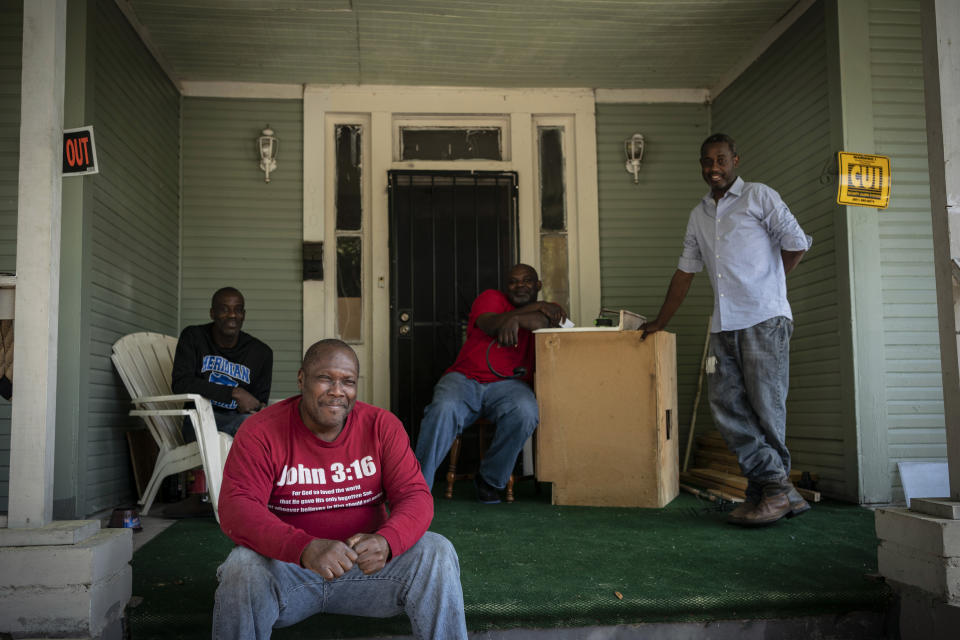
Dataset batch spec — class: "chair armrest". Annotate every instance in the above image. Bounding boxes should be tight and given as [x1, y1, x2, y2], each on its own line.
[131, 393, 214, 408]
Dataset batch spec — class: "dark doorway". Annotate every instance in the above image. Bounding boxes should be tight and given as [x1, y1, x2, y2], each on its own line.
[389, 170, 519, 443]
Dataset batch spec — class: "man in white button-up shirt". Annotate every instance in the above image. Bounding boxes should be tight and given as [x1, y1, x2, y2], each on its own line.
[642, 134, 813, 527]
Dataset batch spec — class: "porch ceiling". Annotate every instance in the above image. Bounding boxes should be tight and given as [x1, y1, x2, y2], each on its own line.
[124, 0, 803, 90]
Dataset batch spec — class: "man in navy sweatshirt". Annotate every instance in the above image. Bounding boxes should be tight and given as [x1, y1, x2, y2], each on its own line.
[171, 286, 273, 437]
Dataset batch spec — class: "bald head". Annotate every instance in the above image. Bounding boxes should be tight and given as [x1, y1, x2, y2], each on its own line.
[509, 263, 538, 281]
[211, 286, 243, 308]
[302, 339, 359, 373]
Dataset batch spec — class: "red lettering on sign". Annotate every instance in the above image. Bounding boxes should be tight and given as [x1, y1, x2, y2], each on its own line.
[79, 136, 90, 165]
[64, 135, 92, 168]
[65, 139, 77, 166]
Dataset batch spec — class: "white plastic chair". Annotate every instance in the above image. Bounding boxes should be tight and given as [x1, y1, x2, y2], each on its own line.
[111, 332, 232, 522]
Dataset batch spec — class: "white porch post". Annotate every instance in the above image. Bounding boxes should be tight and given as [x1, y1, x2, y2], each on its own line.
[0, 4, 132, 638]
[922, 0, 960, 504]
[874, 2, 960, 636]
[7, 0, 66, 529]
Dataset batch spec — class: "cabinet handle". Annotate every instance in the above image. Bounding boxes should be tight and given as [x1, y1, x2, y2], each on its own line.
[665, 409, 672, 440]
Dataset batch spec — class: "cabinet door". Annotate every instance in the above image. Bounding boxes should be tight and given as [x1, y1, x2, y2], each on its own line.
[535, 330, 677, 507]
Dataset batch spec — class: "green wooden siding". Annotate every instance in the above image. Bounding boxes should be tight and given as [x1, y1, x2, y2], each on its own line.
[181, 98, 303, 401]
[711, 1, 851, 497]
[81, 0, 180, 515]
[0, 0, 20, 272]
[596, 102, 711, 449]
[0, 0, 21, 512]
[871, 0, 944, 502]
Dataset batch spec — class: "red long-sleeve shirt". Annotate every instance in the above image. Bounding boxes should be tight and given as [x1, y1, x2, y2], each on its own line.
[218, 397, 433, 565]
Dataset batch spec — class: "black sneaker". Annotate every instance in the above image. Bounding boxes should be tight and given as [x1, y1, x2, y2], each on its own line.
[474, 476, 502, 504]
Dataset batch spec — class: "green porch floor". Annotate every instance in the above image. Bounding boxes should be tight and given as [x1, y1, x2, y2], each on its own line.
[128, 482, 891, 638]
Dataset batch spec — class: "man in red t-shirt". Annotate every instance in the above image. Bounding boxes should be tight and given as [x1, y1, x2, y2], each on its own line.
[414, 264, 566, 503]
[213, 339, 467, 639]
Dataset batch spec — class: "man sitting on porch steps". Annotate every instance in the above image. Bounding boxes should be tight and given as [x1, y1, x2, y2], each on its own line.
[171, 286, 273, 438]
[214, 339, 468, 639]
[415, 263, 567, 503]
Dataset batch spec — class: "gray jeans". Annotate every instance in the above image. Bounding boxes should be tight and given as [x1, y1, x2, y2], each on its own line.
[707, 316, 793, 485]
[212, 532, 468, 640]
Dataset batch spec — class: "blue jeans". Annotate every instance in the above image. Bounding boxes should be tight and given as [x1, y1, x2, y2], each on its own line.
[708, 316, 793, 484]
[415, 372, 538, 490]
[212, 532, 467, 640]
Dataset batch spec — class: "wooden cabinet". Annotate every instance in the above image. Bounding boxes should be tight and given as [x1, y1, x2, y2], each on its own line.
[534, 329, 679, 508]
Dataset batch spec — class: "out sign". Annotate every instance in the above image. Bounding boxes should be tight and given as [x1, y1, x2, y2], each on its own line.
[62, 126, 98, 176]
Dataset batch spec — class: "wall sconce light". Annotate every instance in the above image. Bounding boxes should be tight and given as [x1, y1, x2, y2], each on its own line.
[624, 133, 645, 184]
[258, 125, 278, 183]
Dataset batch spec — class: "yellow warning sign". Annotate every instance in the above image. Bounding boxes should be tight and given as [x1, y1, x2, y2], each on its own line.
[837, 151, 891, 208]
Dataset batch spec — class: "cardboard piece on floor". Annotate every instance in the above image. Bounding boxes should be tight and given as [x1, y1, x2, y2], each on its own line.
[898, 461, 949, 508]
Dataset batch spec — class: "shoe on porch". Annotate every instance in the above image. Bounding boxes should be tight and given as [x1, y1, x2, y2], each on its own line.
[474, 475, 502, 504]
[728, 480, 798, 527]
[726, 497, 759, 522]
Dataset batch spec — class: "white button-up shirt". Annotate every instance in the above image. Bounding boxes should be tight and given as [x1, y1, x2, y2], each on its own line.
[678, 177, 812, 332]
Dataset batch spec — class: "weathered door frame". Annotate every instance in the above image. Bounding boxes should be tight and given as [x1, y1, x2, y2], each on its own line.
[303, 85, 600, 409]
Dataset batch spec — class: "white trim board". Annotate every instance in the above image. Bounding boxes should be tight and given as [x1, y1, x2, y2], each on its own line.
[181, 82, 304, 100]
[595, 89, 710, 104]
[304, 84, 595, 114]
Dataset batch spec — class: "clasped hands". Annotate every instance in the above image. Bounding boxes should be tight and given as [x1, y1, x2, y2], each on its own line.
[300, 533, 390, 581]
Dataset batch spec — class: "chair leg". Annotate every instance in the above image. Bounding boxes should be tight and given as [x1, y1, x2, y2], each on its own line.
[138, 443, 202, 516]
[445, 435, 462, 499]
[506, 474, 515, 503]
[138, 461, 168, 516]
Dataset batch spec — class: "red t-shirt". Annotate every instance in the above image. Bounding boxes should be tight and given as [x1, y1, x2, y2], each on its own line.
[446, 289, 535, 384]
[218, 396, 433, 565]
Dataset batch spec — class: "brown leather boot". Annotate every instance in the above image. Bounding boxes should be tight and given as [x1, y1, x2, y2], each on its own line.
[729, 481, 791, 527]
[726, 480, 760, 524]
[727, 498, 757, 522]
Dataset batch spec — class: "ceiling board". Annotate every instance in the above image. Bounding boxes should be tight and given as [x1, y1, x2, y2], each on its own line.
[126, 0, 804, 89]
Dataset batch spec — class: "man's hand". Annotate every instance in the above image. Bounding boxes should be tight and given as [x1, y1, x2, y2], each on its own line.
[346, 533, 391, 575]
[781, 249, 806, 275]
[484, 301, 569, 347]
[300, 538, 358, 580]
[640, 318, 665, 341]
[497, 316, 523, 347]
[642, 270, 695, 341]
[535, 301, 567, 327]
[232, 387, 264, 413]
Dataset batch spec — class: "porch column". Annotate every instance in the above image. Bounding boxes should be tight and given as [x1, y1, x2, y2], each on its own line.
[0, 4, 132, 638]
[921, 0, 960, 505]
[874, 2, 960, 637]
[7, 0, 66, 529]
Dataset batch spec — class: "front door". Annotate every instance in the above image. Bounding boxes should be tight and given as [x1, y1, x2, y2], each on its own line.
[388, 170, 518, 442]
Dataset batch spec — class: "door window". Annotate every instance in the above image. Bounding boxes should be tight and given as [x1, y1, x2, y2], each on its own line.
[538, 126, 570, 312]
[335, 124, 363, 341]
[400, 127, 503, 161]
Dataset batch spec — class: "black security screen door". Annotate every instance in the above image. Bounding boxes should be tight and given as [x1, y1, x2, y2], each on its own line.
[389, 171, 519, 443]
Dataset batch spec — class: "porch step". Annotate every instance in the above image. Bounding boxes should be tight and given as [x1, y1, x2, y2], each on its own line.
[346, 611, 892, 639]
